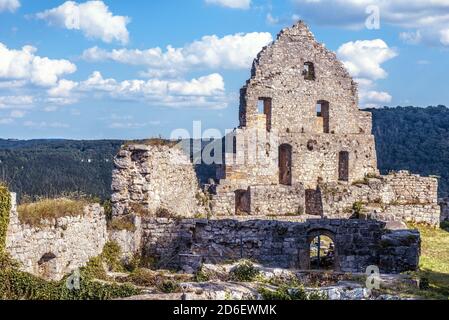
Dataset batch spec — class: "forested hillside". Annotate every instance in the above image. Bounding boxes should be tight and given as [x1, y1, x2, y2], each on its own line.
[370, 105, 449, 197]
[1, 106, 449, 201]
[0, 140, 123, 201]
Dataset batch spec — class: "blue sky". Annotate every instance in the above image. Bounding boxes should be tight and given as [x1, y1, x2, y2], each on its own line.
[0, 0, 449, 140]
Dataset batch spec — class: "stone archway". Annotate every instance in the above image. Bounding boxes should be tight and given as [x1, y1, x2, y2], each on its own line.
[304, 229, 339, 271]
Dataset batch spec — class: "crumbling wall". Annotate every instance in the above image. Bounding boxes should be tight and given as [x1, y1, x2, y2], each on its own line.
[321, 171, 440, 226]
[5, 193, 107, 281]
[136, 218, 420, 274]
[112, 143, 206, 218]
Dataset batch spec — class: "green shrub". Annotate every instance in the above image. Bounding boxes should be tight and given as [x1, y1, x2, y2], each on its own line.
[194, 269, 210, 282]
[352, 201, 365, 218]
[230, 260, 260, 282]
[258, 285, 327, 300]
[0, 183, 11, 253]
[83, 241, 125, 280]
[158, 280, 180, 293]
[0, 268, 139, 300]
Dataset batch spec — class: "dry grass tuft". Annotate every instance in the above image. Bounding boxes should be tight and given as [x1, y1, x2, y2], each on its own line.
[124, 138, 179, 148]
[18, 198, 89, 226]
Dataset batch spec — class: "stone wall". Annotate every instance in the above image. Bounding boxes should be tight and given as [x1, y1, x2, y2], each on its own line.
[5, 193, 108, 281]
[320, 171, 440, 226]
[136, 217, 420, 274]
[112, 143, 206, 218]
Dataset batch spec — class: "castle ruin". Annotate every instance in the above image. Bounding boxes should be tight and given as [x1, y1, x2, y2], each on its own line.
[3, 22, 441, 280]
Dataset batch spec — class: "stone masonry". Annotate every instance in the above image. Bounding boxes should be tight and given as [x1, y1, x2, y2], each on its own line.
[5, 193, 108, 281]
[207, 21, 440, 225]
[111, 142, 207, 218]
[129, 217, 420, 274]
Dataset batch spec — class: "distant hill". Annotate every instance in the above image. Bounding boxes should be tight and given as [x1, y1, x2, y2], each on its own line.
[370, 105, 449, 197]
[0, 140, 123, 201]
[1, 105, 449, 201]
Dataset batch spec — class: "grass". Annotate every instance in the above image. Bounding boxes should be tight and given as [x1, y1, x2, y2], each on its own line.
[409, 224, 449, 299]
[380, 224, 449, 300]
[18, 198, 90, 226]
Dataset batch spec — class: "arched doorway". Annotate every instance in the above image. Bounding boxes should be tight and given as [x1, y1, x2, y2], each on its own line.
[307, 230, 338, 271]
[279, 144, 292, 186]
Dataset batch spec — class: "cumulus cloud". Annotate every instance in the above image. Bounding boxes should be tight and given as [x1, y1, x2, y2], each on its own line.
[205, 0, 251, 10]
[82, 32, 273, 76]
[77, 71, 227, 108]
[291, 0, 449, 46]
[0, 0, 20, 12]
[36, 1, 130, 44]
[0, 43, 76, 86]
[337, 39, 398, 80]
[337, 39, 397, 108]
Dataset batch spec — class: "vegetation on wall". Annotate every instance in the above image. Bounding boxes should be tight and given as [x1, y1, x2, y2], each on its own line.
[17, 198, 89, 226]
[0, 239, 140, 300]
[0, 183, 11, 253]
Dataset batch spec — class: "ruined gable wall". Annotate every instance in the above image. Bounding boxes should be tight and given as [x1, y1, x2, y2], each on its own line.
[5, 193, 107, 281]
[111, 143, 206, 218]
[240, 22, 366, 135]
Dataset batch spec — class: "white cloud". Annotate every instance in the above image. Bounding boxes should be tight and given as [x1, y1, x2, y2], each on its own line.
[337, 39, 397, 80]
[205, 0, 251, 10]
[44, 71, 228, 111]
[70, 71, 228, 109]
[337, 39, 397, 108]
[82, 32, 273, 75]
[0, 95, 34, 109]
[0, 43, 76, 86]
[24, 121, 69, 128]
[292, 0, 449, 46]
[0, 0, 20, 12]
[36, 1, 130, 44]
[10, 110, 26, 118]
[47, 79, 78, 97]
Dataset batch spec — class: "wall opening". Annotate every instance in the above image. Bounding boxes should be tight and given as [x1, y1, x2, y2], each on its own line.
[305, 188, 323, 216]
[303, 62, 316, 80]
[338, 151, 349, 182]
[308, 234, 336, 271]
[235, 189, 250, 215]
[38, 252, 57, 279]
[316, 100, 330, 133]
[257, 97, 272, 132]
[279, 144, 292, 186]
